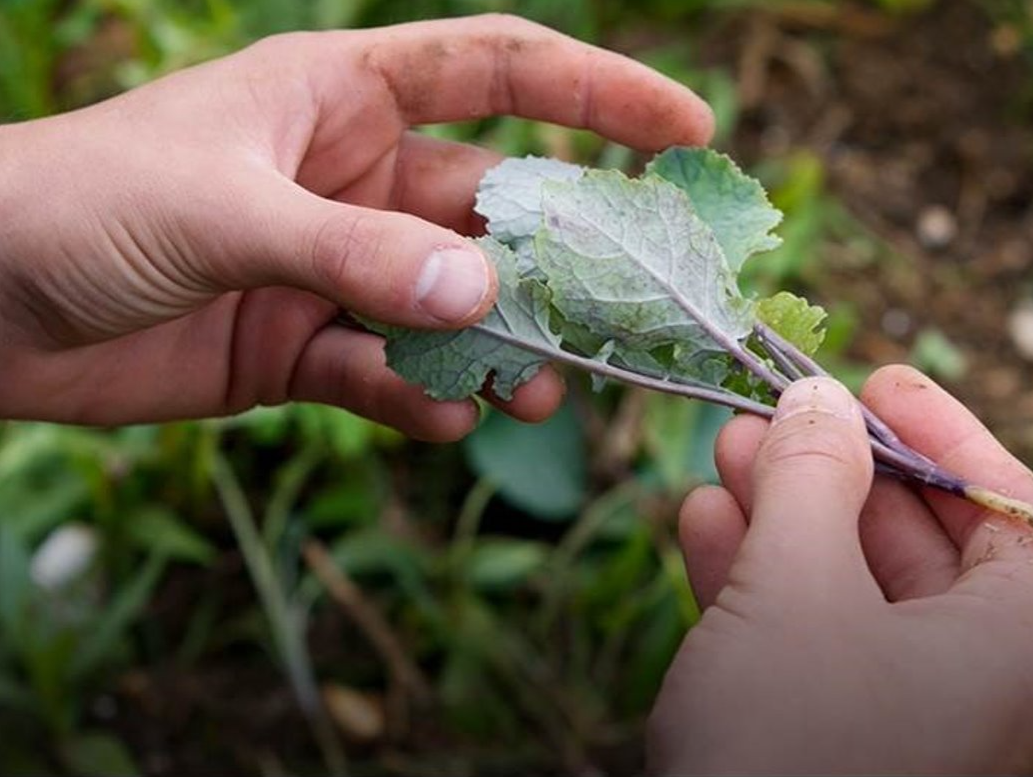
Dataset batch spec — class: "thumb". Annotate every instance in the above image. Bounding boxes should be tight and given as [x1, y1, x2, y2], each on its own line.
[224, 176, 497, 328]
[743, 377, 878, 601]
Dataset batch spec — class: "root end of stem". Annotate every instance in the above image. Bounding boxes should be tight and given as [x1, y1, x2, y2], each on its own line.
[964, 486, 1033, 525]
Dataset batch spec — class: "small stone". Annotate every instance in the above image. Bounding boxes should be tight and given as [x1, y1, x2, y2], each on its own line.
[881, 308, 912, 338]
[1008, 301, 1033, 361]
[30, 523, 98, 590]
[322, 684, 384, 742]
[991, 24, 1022, 57]
[915, 205, 957, 249]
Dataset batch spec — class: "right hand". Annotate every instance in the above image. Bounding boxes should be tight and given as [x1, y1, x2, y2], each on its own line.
[650, 365, 1033, 774]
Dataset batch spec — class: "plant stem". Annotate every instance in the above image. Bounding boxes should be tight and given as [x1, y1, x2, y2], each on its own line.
[473, 324, 776, 418]
[754, 326, 805, 382]
[473, 311, 1033, 523]
[751, 324, 1033, 523]
[212, 452, 347, 776]
[755, 323, 913, 451]
[633, 261, 791, 392]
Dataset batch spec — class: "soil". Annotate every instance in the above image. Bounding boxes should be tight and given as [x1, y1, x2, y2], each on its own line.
[705, 0, 1033, 460]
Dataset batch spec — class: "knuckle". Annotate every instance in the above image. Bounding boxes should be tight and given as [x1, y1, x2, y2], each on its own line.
[472, 13, 554, 52]
[475, 12, 536, 32]
[243, 31, 311, 59]
[308, 212, 380, 296]
[760, 419, 870, 475]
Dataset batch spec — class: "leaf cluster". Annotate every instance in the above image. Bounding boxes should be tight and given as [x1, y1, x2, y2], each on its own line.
[380, 147, 824, 412]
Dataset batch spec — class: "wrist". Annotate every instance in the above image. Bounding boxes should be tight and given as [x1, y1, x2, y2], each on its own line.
[0, 113, 93, 350]
[0, 121, 27, 347]
[0, 118, 59, 420]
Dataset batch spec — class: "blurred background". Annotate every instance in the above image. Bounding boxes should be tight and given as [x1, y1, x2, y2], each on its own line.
[1, 0, 1031, 774]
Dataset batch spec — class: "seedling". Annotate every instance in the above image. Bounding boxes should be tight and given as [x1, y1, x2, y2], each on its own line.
[374, 148, 1033, 523]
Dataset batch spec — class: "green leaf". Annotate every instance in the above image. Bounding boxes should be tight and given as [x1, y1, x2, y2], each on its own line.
[127, 507, 216, 565]
[303, 467, 382, 530]
[619, 584, 692, 712]
[474, 155, 583, 245]
[1, 477, 88, 542]
[383, 237, 560, 400]
[328, 528, 428, 581]
[475, 155, 584, 276]
[647, 146, 782, 271]
[536, 170, 752, 353]
[59, 732, 139, 777]
[464, 538, 548, 592]
[381, 150, 786, 416]
[642, 396, 731, 492]
[756, 291, 827, 356]
[910, 327, 967, 381]
[465, 401, 586, 520]
[69, 553, 165, 679]
[0, 523, 30, 636]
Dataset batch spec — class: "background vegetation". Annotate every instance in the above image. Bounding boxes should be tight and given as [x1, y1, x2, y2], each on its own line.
[1, 0, 1031, 774]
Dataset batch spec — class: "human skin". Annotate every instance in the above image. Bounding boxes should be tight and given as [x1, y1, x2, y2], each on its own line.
[648, 365, 1033, 774]
[0, 14, 713, 436]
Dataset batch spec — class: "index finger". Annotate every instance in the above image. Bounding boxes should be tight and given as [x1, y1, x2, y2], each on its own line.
[860, 365, 1033, 572]
[346, 14, 714, 150]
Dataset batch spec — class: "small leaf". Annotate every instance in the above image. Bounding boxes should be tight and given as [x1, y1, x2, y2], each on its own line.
[756, 291, 827, 356]
[536, 170, 752, 353]
[464, 538, 548, 591]
[642, 395, 731, 491]
[465, 401, 586, 520]
[128, 507, 216, 565]
[589, 340, 616, 391]
[474, 155, 584, 245]
[383, 237, 560, 400]
[620, 584, 693, 711]
[476, 155, 584, 277]
[647, 146, 782, 270]
[69, 553, 165, 679]
[910, 327, 967, 381]
[328, 528, 428, 582]
[0, 524, 30, 635]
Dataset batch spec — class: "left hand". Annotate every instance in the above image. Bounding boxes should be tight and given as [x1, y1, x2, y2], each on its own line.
[0, 15, 713, 435]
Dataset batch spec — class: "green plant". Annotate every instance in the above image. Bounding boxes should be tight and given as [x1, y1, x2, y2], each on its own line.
[378, 147, 1033, 520]
[0, 422, 217, 774]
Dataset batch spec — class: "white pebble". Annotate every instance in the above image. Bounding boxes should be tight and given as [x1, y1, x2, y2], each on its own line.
[881, 308, 912, 338]
[30, 523, 98, 590]
[1008, 301, 1033, 361]
[916, 205, 957, 249]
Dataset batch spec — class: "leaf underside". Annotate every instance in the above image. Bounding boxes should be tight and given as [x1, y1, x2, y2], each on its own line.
[646, 147, 783, 271]
[381, 148, 812, 405]
[383, 238, 558, 401]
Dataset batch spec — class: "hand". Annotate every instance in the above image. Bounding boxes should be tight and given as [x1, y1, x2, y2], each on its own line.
[649, 365, 1033, 774]
[0, 15, 713, 434]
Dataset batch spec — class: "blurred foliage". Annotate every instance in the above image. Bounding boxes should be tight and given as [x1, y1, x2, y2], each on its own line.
[1, 0, 1028, 773]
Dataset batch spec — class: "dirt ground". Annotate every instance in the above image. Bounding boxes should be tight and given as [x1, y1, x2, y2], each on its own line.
[708, 0, 1033, 462]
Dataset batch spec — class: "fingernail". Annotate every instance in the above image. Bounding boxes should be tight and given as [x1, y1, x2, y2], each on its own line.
[415, 245, 490, 323]
[772, 377, 859, 425]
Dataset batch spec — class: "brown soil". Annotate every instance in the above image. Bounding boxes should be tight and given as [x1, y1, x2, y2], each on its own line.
[707, 0, 1033, 460]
